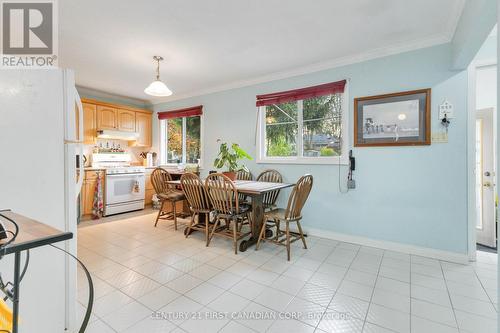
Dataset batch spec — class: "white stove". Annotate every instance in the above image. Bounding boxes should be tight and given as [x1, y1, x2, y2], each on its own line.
[92, 154, 146, 216]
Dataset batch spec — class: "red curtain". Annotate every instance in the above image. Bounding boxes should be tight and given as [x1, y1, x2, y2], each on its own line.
[256, 80, 347, 107]
[157, 105, 203, 120]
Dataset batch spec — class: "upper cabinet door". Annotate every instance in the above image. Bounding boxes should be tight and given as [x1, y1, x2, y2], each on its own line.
[82, 103, 97, 144]
[97, 106, 117, 130]
[135, 112, 152, 147]
[117, 109, 136, 132]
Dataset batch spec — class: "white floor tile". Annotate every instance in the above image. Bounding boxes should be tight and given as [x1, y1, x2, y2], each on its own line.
[371, 288, 410, 313]
[219, 321, 255, 333]
[120, 277, 161, 299]
[208, 291, 250, 313]
[337, 280, 374, 302]
[309, 271, 342, 291]
[271, 275, 306, 296]
[236, 302, 277, 332]
[410, 284, 451, 307]
[317, 311, 364, 333]
[166, 274, 204, 294]
[454, 309, 498, 333]
[84, 319, 116, 333]
[268, 318, 315, 333]
[207, 270, 243, 289]
[344, 269, 378, 287]
[230, 278, 268, 300]
[284, 296, 325, 326]
[410, 316, 458, 333]
[137, 286, 181, 311]
[102, 300, 151, 332]
[158, 296, 204, 325]
[362, 322, 397, 333]
[296, 282, 335, 307]
[450, 293, 497, 319]
[149, 266, 184, 284]
[375, 277, 409, 297]
[179, 308, 230, 333]
[77, 211, 498, 333]
[123, 316, 176, 333]
[185, 282, 225, 305]
[254, 286, 295, 312]
[93, 289, 134, 317]
[329, 293, 369, 320]
[366, 303, 410, 333]
[410, 299, 456, 327]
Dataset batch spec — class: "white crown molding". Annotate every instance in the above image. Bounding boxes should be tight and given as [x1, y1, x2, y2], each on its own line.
[305, 227, 469, 264]
[150, 33, 453, 105]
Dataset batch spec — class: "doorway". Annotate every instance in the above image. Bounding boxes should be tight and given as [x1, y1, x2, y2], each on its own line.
[473, 64, 497, 252]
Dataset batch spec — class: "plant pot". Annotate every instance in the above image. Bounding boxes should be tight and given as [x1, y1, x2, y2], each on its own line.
[222, 171, 236, 181]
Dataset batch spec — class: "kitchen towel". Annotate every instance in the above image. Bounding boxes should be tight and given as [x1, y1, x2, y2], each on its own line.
[92, 172, 104, 219]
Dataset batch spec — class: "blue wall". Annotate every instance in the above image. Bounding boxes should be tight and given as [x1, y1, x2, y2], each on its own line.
[154, 43, 469, 254]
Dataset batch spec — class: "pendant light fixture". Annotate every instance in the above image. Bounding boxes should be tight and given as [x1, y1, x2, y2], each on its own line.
[144, 56, 173, 97]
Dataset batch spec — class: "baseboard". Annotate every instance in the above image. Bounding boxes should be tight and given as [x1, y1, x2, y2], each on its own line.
[305, 227, 469, 265]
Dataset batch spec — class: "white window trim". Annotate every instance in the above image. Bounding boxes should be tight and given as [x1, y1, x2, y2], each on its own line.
[159, 114, 204, 168]
[256, 82, 349, 165]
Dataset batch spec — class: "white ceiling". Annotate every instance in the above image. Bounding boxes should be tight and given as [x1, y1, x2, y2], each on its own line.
[59, 0, 465, 104]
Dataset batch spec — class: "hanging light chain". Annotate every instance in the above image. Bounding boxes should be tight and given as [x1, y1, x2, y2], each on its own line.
[153, 56, 164, 81]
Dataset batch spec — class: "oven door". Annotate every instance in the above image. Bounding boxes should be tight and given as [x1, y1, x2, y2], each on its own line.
[106, 173, 145, 205]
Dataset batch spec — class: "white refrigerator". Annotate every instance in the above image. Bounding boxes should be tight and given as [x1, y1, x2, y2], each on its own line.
[0, 69, 83, 332]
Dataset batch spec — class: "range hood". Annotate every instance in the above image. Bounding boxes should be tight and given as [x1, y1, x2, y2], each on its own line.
[96, 130, 139, 141]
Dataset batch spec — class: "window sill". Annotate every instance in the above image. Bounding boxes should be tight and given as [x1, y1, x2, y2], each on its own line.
[256, 157, 348, 165]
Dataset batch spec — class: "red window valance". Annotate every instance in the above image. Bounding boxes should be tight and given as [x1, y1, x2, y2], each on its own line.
[256, 80, 347, 107]
[157, 105, 203, 120]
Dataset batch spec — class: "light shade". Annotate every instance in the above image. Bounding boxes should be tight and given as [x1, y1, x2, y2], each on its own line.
[144, 79, 172, 97]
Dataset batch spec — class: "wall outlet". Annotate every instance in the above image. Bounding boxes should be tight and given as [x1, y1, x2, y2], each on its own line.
[432, 132, 448, 143]
[439, 100, 454, 120]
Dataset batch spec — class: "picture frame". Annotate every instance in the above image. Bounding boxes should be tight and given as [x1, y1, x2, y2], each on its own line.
[354, 89, 431, 147]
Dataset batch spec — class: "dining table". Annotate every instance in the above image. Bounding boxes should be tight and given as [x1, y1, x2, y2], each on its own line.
[167, 179, 294, 251]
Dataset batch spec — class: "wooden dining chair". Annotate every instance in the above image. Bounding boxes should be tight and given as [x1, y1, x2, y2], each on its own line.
[181, 173, 212, 245]
[255, 174, 313, 261]
[256, 169, 283, 211]
[151, 168, 185, 230]
[236, 169, 253, 203]
[205, 173, 251, 254]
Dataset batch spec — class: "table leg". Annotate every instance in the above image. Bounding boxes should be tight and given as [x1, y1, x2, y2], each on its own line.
[12, 251, 20, 333]
[239, 195, 263, 252]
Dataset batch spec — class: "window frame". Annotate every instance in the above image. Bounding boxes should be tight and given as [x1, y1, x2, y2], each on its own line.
[256, 82, 349, 165]
[159, 114, 204, 167]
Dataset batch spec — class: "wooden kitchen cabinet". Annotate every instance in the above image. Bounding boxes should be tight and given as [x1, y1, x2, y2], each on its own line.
[134, 112, 153, 147]
[81, 98, 153, 148]
[96, 105, 118, 130]
[117, 109, 136, 132]
[145, 170, 154, 206]
[83, 103, 97, 144]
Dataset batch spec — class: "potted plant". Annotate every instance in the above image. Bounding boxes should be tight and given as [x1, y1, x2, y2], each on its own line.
[213, 141, 252, 180]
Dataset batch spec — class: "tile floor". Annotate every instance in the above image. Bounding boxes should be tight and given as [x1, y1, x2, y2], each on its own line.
[76, 211, 498, 333]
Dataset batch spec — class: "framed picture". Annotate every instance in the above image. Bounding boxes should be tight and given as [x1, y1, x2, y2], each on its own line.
[354, 89, 431, 147]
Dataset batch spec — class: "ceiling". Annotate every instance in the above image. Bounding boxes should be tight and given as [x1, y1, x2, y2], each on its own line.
[59, 0, 465, 104]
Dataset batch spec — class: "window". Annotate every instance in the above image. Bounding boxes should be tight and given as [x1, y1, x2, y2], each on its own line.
[257, 81, 348, 164]
[158, 106, 203, 166]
